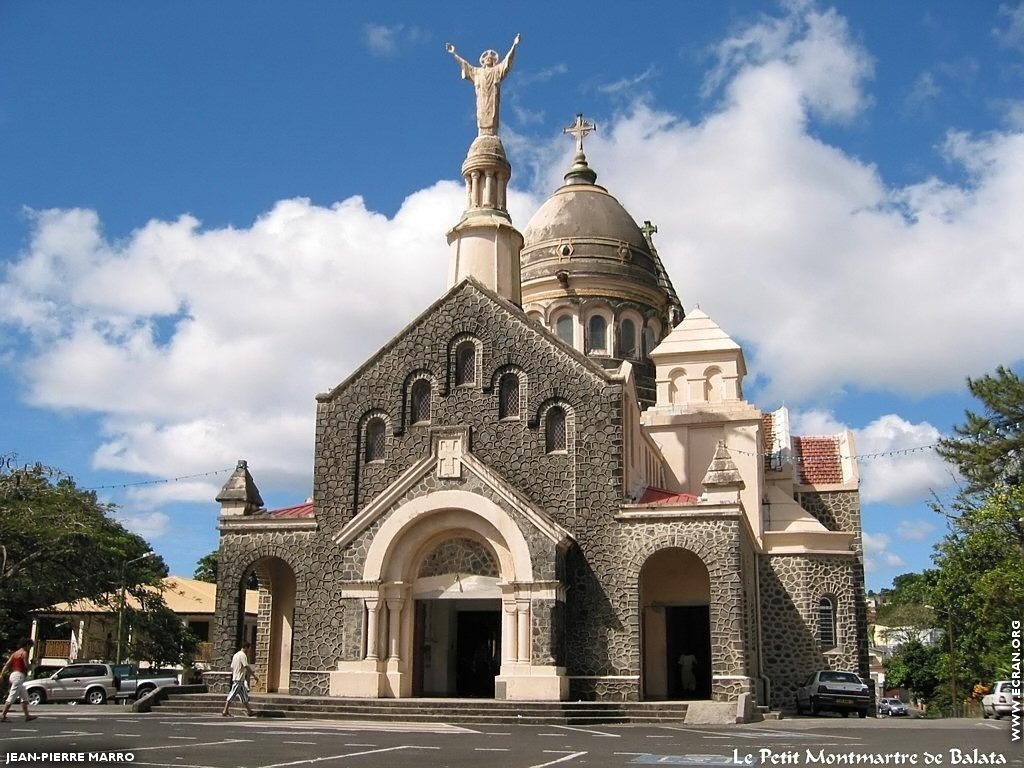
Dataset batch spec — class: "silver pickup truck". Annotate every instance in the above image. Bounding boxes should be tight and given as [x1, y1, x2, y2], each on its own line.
[110, 664, 179, 700]
[23, 662, 119, 705]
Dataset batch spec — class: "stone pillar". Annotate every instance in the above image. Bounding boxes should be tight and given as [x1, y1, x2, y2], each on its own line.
[470, 171, 481, 208]
[483, 172, 494, 208]
[386, 598, 403, 662]
[364, 599, 380, 661]
[516, 600, 531, 663]
[502, 600, 518, 664]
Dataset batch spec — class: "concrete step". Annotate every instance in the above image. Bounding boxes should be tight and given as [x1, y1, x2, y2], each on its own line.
[154, 692, 688, 724]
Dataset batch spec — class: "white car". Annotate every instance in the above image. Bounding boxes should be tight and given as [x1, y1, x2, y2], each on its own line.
[982, 680, 1021, 719]
[795, 670, 871, 718]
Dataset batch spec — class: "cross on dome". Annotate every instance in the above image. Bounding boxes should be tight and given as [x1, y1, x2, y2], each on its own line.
[563, 113, 597, 154]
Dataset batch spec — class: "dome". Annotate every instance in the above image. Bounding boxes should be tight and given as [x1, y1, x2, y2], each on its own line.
[522, 183, 650, 256]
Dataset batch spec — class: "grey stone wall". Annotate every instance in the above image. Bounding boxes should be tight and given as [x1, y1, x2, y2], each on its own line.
[758, 547, 869, 711]
[419, 537, 498, 578]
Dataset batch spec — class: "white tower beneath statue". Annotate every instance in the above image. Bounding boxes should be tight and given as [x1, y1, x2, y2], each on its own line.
[444, 36, 524, 305]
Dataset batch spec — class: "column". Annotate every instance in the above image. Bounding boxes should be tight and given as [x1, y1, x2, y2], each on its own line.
[496, 173, 506, 210]
[483, 172, 494, 208]
[386, 598, 404, 662]
[516, 600, 531, 663]
[470, 172, 481, 208]
[502, 600, 518, 664]
[365, 599, 379, 661]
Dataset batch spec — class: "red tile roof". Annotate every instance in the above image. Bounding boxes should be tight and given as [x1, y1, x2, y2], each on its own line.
[259, 501, 315, 518]
[793, 436, 843, 485]
[637, 487, 701, 506]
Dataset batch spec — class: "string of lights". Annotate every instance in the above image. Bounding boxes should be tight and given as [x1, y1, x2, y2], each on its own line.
[85, 467, 235, 491]
[723, 443, 940, 463]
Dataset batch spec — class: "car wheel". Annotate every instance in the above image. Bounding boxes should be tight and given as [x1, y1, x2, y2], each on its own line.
[135, 685, 154, 700]
[26, 689, 46, 706]
[982, 708, 989, 719]
[993, 712, 1002, 720]
[842, 711, 849, 718]
[795, 696, 805, 715]
[858, 710, 867, 719]
[85, 688, 107, 705]
[810, 700, 819, 716]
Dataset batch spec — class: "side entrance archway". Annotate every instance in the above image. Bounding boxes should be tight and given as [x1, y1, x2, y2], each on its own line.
[639, 547, 712, 700]
[243, 556, 297, 693]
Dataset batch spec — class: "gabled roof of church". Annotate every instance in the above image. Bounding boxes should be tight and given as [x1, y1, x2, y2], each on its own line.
[317, 276, 613, 402]
[254, 501, 315, 518]
[636, 487, 701, 506]
[793, 436, 844, 485]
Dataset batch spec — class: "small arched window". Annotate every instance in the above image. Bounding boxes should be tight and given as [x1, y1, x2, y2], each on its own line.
[555, 315, 573, 345]
[498, 373, 520, 420]
[587, 315, 608, 354]
[411, 379, 432, 424]
[455, 341, 476, 387]
[364, 418, 386, 463]
[619, 318, 637, 358]
[545, 406, 567, 453]
[643, 325, 657, 356]
[818, 597, 837, 649]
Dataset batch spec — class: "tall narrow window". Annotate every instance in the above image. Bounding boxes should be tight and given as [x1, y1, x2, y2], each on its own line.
[411, 379, 431, 424]
[555, 315, 574, 345]
[364, 418, 386, 463]
[644, 326, 657, 356]
[498, 373, 520, 419]
[818, 597, 837, 649]
[545, 406, 567, 453]
[619, 318, 637, 358]
[455, 341, 476, 386]
[587, 315, 608, 354]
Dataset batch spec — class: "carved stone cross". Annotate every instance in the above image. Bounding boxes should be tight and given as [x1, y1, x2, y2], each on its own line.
[563, 113, 597, 153]
[641, 220, 658, 238]
[437, 438, 464, 479]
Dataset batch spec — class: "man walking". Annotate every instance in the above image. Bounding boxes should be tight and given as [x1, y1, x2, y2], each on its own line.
[222, 641, 258, 717]
[2, 639, 37, 723]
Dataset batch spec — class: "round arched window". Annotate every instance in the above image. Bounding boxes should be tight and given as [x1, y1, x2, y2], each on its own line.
[555, 315, 574, 345]
[587, 315, 608, 354]
[619, 318, 637, 358]
[411, 380, 432, 424]
[364, 418, 386, 462]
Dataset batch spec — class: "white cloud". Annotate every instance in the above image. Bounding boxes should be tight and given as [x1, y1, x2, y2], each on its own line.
[904, 71, 942, 113]
[362, 23, 429, 57]
[791, 410, 954, 506]
[862, 531, 906, 572]
[2, 2, 1023, 510]
[896, 519, 936, 542]
[116, 511, 170, 540]
[994, 3, 1024, 52]
[599, 66, 658, 95]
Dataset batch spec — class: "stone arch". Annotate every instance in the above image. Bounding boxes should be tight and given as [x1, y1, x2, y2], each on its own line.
[621, 530, 745, 702]
[703, 366, 724, 403]
[638, 547, 712, 700]
[668, 367, 688, 406]
[362, 490, 533, 584]
[228, 546, 303, 694]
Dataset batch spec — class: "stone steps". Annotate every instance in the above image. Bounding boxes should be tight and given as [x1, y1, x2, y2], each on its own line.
[154, 692, 688, 725]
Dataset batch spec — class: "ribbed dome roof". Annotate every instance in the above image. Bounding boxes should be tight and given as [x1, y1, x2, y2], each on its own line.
[521, 182, 650, 254]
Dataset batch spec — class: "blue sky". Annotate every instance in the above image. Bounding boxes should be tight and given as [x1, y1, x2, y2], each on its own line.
[2, 2, 1022, 590]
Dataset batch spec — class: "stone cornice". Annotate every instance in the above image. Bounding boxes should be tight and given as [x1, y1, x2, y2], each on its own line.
[218, 518, 318, 533]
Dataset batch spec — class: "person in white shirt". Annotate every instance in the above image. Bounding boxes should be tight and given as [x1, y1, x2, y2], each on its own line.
[222, 641, 258, 717]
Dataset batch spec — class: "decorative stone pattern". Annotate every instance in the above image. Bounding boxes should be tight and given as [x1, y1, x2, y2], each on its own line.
[211, 282, 869, 704]
[758, 548, 869, 711]
[797, 490, 861, 540]
[419, 537, 499, 578]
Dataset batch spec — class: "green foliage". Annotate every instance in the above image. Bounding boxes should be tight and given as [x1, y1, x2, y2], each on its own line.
[125, 591, 199, 667]
[193, 551, 218, 583]
[0, 456, 167, 641]
[936, 366, 1024, 495]
[884, 639, 941, 701]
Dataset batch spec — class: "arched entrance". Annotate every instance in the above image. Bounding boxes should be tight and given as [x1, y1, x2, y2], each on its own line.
[640, 547, 712, 700]
[410, 533, 502, 697]
[243, 556, 296, 693]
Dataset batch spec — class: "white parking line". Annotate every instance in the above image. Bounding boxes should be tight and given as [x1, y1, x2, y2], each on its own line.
[166, 736, 197, 740]
[131, 738, 253, 751]
[552, 724, 621, 737]
[344, 743, 376, 747]
[283, 741, 317, 745]
[0, 731, 102, 742]
[256, 745, 441, 768]
[476, 747, 511, 751]
[528, 751, 587, 768]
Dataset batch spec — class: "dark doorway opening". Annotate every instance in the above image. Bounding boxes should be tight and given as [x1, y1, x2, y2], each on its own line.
[455, 610, 500, 697]
[665, 605, 712, 699]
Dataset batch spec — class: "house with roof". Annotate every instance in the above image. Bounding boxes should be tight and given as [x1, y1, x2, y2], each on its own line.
[31, 577, 258, 668]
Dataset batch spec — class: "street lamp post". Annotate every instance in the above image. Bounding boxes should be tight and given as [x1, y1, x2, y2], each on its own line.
[115, 552, 155, 664]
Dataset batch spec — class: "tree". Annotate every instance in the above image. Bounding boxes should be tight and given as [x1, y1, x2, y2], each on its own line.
[0, 456, 166, 641]
[193, 551, 218, 583]
[884, 639, 941, 702]
[125, 591, 199, 667]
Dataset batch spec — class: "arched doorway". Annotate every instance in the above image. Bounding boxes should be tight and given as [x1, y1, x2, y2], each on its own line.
[243, 556, 296, 693]
[639, 547, 712, 700]
[410, 533, 502, 697]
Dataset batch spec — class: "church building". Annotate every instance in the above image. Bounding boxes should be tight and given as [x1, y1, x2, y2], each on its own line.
[210, 46, 869, 712]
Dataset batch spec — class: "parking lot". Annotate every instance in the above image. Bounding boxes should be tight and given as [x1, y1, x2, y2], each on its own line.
[1, 706, 1020, 768]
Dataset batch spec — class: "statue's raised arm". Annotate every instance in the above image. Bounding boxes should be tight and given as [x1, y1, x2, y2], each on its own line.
[446, 33, 521, 136]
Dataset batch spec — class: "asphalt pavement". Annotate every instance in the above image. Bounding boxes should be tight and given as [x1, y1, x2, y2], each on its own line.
[0, 707, 1019, 768]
